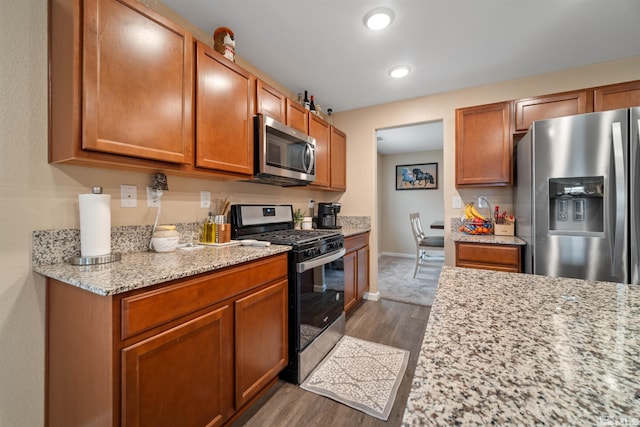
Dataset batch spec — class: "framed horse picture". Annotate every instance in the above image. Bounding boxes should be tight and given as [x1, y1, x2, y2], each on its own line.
[395, 163, 438, 190]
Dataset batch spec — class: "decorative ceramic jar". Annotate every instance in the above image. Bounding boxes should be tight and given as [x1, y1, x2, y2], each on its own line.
[151, 225, 180, 252]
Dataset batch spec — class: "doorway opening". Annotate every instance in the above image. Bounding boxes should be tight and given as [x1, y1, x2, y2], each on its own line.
[375, 120, 445, 306]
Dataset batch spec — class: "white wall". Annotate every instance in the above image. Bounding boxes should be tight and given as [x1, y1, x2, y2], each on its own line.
[379, 150, 444, 257]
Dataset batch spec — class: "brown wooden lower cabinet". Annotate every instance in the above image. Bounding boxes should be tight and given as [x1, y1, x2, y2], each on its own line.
[455, 241, 522, 273]
[121, 306, 234, 427]
[46, 253, 288, 427]
[344, 232, 370, 313]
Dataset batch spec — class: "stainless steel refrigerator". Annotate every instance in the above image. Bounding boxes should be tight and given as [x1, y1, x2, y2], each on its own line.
[515, 107, 640, 284]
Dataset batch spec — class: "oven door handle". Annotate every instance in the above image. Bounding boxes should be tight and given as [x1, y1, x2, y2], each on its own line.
[296, 248, 346, 274]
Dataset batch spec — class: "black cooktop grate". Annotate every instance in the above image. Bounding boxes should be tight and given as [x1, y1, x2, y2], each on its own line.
[240, 229, 340, 246]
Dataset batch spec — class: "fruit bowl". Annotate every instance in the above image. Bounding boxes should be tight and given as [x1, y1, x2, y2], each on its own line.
[459, 219, 494, 235]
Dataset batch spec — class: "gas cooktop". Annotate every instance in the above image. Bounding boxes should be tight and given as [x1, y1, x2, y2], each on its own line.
[240, 229, 340, 246]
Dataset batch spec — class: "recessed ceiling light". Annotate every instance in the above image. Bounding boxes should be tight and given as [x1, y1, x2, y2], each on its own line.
[389, 65, 411, 79]
[363, 8, 394, 31]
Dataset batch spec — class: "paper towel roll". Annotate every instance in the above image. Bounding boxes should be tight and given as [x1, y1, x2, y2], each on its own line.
[79, 192, 111, 257]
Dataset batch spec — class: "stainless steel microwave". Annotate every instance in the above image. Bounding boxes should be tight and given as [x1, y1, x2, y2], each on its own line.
[252, 114, 316, 186]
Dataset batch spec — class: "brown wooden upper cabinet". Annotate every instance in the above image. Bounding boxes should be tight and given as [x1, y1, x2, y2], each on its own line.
[256, 80, 286, 122]
[195, 41, 255, 176]
[309, 113, 331, 188]
[330, 126, 347, 191]
[50, 0, 194, 166]
[286, 99, 309, 133]
[455, 101, 513, 187]
[594, 80, 640, 111]
[514, 90, 592, 133]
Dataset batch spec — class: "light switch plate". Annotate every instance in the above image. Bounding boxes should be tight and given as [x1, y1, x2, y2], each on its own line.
[200, 191, 211, 208]
[452, 196, 462, 209]
[121, 185, 137, 208]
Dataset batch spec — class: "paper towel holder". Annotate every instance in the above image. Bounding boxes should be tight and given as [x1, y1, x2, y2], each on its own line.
[70, 186, 121, 266]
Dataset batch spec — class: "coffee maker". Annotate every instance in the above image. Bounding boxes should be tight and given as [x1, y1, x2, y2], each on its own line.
[316, 202, 341, 229]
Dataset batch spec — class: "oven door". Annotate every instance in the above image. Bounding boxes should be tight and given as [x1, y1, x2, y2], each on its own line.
[295, 248, 345, 350]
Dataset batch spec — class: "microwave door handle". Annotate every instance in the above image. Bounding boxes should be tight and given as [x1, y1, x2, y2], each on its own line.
[303, 143, 314, 174]
[611, 121, 625, 276]
[296, 248, 345, 274]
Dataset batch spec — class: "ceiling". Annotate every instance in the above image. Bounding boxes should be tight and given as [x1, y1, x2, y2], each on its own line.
[160, 0, 640, 153]
[376, 121, 443, 155]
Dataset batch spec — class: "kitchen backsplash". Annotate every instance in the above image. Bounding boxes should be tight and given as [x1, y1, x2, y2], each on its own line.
[33, 216, 370, 265]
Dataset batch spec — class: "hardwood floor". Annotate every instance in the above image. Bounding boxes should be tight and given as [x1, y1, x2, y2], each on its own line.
[232, 299, 431, 427]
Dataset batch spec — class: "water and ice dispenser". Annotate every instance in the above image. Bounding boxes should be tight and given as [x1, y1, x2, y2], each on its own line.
[548, 177, 604, 234]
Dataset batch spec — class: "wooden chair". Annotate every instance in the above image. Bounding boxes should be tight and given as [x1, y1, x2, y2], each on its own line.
[409, 213, 444, 278]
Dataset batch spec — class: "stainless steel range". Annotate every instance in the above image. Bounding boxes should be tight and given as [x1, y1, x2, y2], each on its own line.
[230, 204, 346, 383]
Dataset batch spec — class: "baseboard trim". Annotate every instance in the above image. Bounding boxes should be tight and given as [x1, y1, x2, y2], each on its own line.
[379, 252, 413, 259]
[363, 291, 380, 301]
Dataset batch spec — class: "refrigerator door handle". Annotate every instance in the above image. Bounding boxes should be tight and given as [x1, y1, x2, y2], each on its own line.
[611, 121, 626, 276]
[634, 118, 640, 284]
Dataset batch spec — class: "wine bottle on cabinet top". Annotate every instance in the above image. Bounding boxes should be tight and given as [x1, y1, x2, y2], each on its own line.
[309, 95, 316, 112]
[303, 91, 310, 110]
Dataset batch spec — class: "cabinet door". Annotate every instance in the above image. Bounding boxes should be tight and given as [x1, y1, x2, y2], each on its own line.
[257, 80, 285, 122]
[594, 80, 640, 111]
[356, 245, 370, 299]
[286, 99, 308, 134]
[83, 0, 193, 164]
[455, 102, 513, 187]
[330, 127, 347, 191]
[514, 91, 592, 132]
[122, 305, 233, 427]
[195, 41, 255, 175]
[343, 251, 358, 313]
[309, 114, 331, 188]
[235, 280, 288, 408]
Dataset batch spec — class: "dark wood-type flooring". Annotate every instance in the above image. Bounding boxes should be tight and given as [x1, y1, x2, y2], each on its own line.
[232, 299, 431, 427]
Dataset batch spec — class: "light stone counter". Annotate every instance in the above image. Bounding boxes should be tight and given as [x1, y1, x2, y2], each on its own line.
[32, 217, 371, 297]
[450, 231, 526, 245]
[340, 226, 370, 238]
[34, 244, 291, 296]
[403, 266, 640, 426]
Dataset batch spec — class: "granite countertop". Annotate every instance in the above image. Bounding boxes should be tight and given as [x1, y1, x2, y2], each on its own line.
[340, 226, 370, 237]
[450, 231, 526, 245]
[32, 221, 370, 297]
[403, 266, 640, 426]
[34, 244, 291, 296]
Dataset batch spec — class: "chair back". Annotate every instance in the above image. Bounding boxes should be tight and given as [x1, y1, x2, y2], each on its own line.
[409, 213, 425, 245]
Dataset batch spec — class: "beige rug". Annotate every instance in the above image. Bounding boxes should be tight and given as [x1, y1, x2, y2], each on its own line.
[299, 336, 409, 421]
[377, 255, 443, 306]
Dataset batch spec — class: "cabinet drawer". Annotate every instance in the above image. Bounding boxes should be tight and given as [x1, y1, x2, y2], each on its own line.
[121, 254, 287, 340]
[456, 242, 521, 272]
[345, 232, 369, 252]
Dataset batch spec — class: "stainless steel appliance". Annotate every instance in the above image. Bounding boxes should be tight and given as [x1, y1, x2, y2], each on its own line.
[515, 107, 640, 284]
[251, 114, 316, 187]
[230, 204, 345, 383]
[316, 202, 341, 229]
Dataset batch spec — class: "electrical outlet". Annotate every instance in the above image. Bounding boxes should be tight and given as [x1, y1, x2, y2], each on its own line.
[147, 187, 162, 208]
[200, 191, 211, 208]
[452, 196, 462, 209]
[121, 185, 137, 208]
[309, 199, 315, 208]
